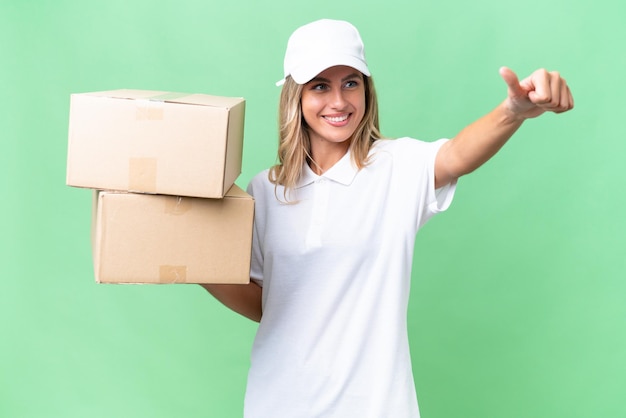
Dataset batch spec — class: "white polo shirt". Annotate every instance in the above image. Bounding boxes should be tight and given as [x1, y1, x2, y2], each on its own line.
[244, 137, 456, 418]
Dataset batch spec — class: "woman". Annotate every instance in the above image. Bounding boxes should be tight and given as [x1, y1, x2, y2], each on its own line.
[203, 19, 573, 418]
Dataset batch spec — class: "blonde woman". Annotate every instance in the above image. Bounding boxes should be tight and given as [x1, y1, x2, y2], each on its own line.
[203, 19, 573, 418]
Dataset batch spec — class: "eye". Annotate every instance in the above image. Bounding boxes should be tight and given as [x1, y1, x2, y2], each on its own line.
[344, 80, 359, 88]
[310, 83, 329, 91]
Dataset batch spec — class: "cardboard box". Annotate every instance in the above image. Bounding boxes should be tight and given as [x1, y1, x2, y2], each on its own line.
[67, 89, 245, 198]
[92, 185, 253, 284]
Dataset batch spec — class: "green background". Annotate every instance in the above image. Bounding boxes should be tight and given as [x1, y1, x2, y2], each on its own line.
[2, 0, 624, 417]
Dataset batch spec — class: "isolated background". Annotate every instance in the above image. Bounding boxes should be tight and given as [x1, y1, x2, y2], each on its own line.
[2, 0, 624, 417]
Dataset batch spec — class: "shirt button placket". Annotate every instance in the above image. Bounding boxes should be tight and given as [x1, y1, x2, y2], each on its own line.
[305, 178, 330, 249]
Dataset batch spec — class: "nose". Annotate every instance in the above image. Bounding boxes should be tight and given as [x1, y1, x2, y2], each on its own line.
[330, 88, 348, 109]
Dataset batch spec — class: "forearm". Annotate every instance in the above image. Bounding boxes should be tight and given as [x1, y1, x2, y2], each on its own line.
[434, 66, 572, 188]
[436, 101, 524, 186]
[200, 281, 263, 322]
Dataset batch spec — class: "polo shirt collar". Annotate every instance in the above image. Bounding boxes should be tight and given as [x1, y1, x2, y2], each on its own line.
[296, 150, 359, 188]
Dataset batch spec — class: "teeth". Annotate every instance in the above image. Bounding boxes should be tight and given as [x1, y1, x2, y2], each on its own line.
[325, 115, 348, 123]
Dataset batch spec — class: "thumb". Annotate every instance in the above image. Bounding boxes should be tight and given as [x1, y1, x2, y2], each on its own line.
[499, 66, 526, 98]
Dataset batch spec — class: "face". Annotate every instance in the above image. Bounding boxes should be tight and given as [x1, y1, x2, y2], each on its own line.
[301, 65, 366, 147]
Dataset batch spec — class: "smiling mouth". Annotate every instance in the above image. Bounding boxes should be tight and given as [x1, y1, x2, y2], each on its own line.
[323, 114, 349, 123]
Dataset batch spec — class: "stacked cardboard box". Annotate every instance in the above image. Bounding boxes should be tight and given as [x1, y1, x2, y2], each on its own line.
[66, 89, 253, 284]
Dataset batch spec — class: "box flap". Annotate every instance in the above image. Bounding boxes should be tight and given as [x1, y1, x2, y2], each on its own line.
[225, 184, 252, 199]
[76, 89, 244, 109]
[168, 94, 244, 109]
[79, 89, 170, 100]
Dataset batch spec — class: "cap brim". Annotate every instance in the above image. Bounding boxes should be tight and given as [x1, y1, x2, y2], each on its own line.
[278, 55, 370, 86]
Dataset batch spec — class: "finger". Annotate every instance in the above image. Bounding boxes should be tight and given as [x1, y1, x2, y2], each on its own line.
[499, 66, 526, 97]
[527, 68, 551, 105]
[555, 84, 574, 113]
[557, 80, 569, 111]
[549, 71, 563, 108]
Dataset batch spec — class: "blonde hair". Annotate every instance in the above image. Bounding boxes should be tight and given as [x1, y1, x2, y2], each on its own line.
[269, 74, 383, 201]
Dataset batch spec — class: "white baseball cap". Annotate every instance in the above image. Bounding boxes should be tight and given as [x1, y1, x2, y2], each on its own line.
[276, 19, 371, 86]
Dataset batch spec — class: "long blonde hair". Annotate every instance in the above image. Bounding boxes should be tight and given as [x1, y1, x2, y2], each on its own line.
[269, 74, 383, 201]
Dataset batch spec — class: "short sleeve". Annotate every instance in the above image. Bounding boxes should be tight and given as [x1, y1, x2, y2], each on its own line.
[376, 137, 457, 231]
[246, 172, 267, 287]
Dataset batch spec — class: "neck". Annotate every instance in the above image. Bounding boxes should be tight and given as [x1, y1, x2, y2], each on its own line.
[308, 140, 350, 175]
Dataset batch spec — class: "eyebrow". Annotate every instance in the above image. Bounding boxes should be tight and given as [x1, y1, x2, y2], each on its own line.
[308, 72, 362, 84]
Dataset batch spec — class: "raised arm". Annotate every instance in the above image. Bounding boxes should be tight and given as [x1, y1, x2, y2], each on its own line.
[200, 282, 263, 322]
[434, 67, 574, 188]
